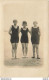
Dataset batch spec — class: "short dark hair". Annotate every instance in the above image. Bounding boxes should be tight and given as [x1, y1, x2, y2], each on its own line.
[22, 21, 27, 26]
[13, 20, 17, 23]
[33, 21, 38, 24]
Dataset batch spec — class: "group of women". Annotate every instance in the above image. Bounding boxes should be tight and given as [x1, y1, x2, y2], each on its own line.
[9, 20, 40, 59]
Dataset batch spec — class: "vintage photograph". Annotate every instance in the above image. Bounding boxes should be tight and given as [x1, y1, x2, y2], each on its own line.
[4, 1, 44, 66]
[0, 0, 48, 77]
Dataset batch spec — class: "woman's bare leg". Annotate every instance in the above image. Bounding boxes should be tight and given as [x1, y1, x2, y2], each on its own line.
[12, 43, 15, 58]
[22, 43, 25, 56]
[25, 43, 28, 56]
[15, 43, 18, 59]
[36, 44, 40, 59]
[32, 44, 35, 58]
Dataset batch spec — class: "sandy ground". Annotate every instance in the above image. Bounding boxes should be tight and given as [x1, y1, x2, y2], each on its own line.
[4, 32, 43, 67]
[4, 57, 42, 66]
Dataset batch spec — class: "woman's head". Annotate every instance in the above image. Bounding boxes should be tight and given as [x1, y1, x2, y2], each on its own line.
[13, 19, 18, 26]
[22, 21, 27, 27]
[33, 21, 38, 27]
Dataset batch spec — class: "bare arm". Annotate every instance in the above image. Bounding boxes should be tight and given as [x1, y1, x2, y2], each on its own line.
[38, 28, 41, 36]
[28, 29, 31, 34]
[19, 29, 21, 33]
[9, 27, 12, 35]
[30, 27, 32, 36]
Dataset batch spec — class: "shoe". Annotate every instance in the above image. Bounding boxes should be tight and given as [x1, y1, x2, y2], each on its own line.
[32, 57, 35, 58]
[15, 56, 17, 59]
[22, 56, 26, 58]
[37, 57, 40, 59]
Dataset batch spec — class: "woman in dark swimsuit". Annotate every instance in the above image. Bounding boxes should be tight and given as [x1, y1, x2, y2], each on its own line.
[31, 21, 40, 59]
[9, 20, 19, 59]
[20, 21, 30, 57]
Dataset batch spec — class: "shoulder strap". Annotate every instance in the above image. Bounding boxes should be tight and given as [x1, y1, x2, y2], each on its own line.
[17, 26, 19, 30]
[27, 28, 29, 32]
[12, 25, 14, 27]
[17, 26, 19, 28]
[37, 27, 39, 31]
[11, 25, 13, 30]
[21, 28, 23, 32]
[31, 27, 33, 30]
[32, 27, 34, 29]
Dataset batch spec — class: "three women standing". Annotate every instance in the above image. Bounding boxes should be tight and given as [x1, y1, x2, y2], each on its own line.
[9, 20, 40, 59]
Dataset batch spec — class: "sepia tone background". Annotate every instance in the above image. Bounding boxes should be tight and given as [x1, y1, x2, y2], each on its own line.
[4, 1, 44, 65]
[0, 0, 48, 77]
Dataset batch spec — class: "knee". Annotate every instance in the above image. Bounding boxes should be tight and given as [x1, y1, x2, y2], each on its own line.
[15, 46, 17, 49]
[33, 47, 35, 52]
[36, 47, 38, 52]
[22, 46, 24, 50]
[33, 49, 35, 52]
[33, 46, 35, 50]
[15, 43, 18, 49]
[36, 46, 38, 49]
[26, 46, 28, 50]
[12, 46, 15, 50]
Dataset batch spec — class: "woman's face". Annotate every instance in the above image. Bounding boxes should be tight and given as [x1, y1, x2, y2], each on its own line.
[23, 24, 27, 28]
[14, 21, 17, 26]
[33, 23, 37, 27]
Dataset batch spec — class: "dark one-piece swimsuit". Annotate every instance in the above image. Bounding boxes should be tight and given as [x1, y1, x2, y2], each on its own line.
[21, 28, 29, 43]
[10, 25, 19, 43]
[31, 27, 40, 44]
